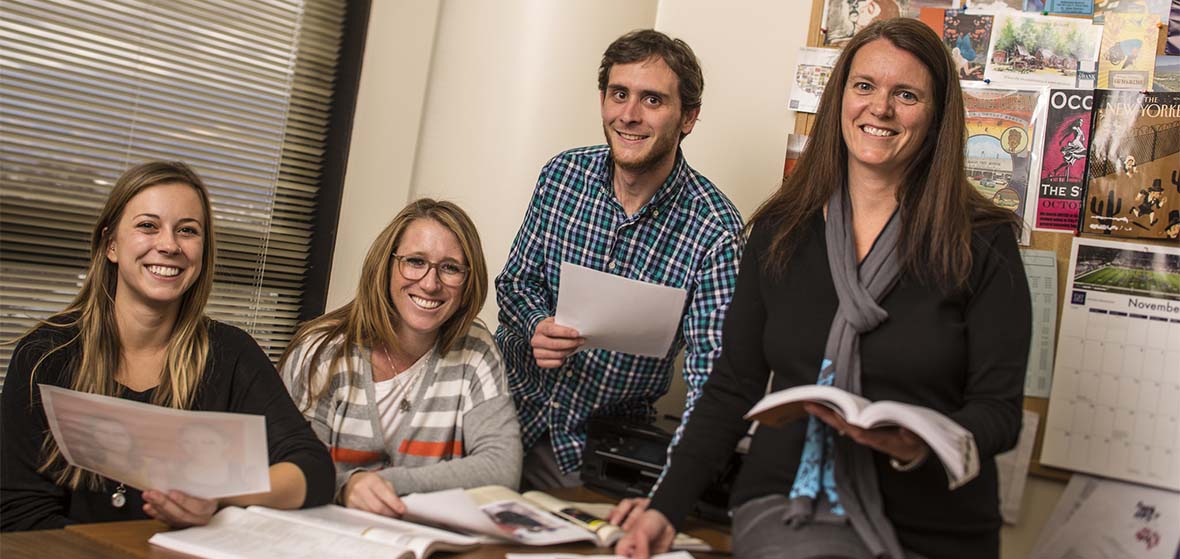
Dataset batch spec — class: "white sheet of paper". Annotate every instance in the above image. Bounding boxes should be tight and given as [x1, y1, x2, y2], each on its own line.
[1020, 249, 1058, 398]
[554, 262, 687, 358]
[1031, 474, 1180, 559]
[995, 409, 1040, 524]
[39, 384, 269, 499]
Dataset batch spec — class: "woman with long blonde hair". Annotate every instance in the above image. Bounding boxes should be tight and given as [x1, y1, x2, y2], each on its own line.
[280, 198, 521, 517]
[1, 161, 334, 531]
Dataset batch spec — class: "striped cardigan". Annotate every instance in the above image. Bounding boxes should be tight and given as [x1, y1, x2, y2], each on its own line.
[280, 322, 522, 497]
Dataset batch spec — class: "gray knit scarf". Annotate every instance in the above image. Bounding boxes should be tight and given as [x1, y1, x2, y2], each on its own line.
[783, 183, 906, 559]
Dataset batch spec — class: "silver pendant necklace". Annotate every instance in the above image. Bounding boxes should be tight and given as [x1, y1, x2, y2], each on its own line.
[381, 344, 412, 413]
[111, 483, 127, 508]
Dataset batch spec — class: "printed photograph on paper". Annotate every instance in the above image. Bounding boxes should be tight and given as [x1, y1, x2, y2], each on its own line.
[984, 13, 1103, 88]
[39, 385, 271, 499]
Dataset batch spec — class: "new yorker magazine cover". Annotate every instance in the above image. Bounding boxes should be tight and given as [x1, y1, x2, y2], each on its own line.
[1037, 89, 1093, 231]
[1080, 90, 1180, 241]
[963, 85, 1046, 242]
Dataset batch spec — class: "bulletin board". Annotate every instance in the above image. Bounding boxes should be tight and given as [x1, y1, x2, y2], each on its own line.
[795, 0, 1175, 481]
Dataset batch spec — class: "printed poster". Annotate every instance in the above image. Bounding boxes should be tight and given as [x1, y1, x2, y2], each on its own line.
[788, 47, 841, 114]
[1041, 237, 1180, 491]
[1155, 56, 1180, 92]
[963, 85, 1046, 237]
[1080, 90, 1180, 241]
[822, 0, 959, 45]
[984, 13, 1104, 88]
[1097, 13, 1161, 90]
[1037, 89, 1093, 231]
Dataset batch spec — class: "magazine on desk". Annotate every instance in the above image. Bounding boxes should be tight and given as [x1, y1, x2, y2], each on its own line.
[401, 485, 710, 550]
[148, 504, 479, 559]
[746, 384, 980, 489]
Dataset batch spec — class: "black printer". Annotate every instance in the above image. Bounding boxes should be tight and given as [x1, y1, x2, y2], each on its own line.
[580, 415, 741, 523]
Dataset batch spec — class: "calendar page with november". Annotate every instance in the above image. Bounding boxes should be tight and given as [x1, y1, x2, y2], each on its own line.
[1041, 237, 1180, 490]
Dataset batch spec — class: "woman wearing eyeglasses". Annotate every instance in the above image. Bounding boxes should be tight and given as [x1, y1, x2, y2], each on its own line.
[279, 199, 522, 517]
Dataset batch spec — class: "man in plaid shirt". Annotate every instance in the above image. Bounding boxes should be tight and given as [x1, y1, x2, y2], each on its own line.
[494, 29, 743, 494]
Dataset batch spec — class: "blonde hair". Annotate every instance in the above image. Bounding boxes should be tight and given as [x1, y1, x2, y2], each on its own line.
[279, 198, 488, 411]
[21, 161, 217, 489]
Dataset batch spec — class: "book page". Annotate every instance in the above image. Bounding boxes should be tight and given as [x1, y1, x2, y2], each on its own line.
[148, 507, 410, 559]
[521, 491, 621, 546]
[745, 384, 871, 426]
[404, 487, 596, 546]
[39, 384, 269, 499]
[251, 504, 479, 557]
[857, 400, 979, 489]
[565, 502, 711, 552]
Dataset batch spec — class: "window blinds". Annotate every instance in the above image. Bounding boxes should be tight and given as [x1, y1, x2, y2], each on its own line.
[0, 0, 347, 385]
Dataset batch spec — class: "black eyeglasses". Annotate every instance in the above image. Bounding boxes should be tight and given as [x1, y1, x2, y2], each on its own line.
[392, 254, 469, 286]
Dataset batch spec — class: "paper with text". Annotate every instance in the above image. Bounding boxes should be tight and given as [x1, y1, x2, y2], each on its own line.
[554, 262, 687, 358]
[39, 384, 269, 499]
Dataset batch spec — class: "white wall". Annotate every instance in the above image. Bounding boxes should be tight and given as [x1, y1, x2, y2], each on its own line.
[326, 0, 441, 309]
[329, 0, 810, 322]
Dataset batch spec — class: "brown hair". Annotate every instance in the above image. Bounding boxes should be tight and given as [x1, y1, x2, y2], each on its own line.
[280, 199, 489, 410]
[598, 29, 704, 116]
[749, 18, 1016, 287]
[22, 160, 217, 489]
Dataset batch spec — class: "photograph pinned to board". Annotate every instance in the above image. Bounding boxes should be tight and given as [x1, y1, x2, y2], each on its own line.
[1040, 237, 1180, 491]
[962, 83, 1048, 244]
[1097, 13, 1162, 90]
[1094, 0, 1174, 25]
[1036, 89, 1093, 232]
[788, 47, 841, 113]
[1154, 56, 1180, 92]
[1079, 90, 1180, 241]
[983, 13, 1104, 88]
[918, 8, 995, 82]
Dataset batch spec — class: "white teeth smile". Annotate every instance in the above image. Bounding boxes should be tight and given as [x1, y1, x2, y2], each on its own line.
[862, 125, 896, 137]
[618, 132, 646, 141]
[148, 265, 180, 277]
[409, 295, 442, 309]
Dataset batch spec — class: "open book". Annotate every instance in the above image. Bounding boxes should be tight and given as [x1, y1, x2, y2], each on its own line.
[401, 485, 710, 550]
[745, 384, 979, 489]
[148, 504, 479, 559]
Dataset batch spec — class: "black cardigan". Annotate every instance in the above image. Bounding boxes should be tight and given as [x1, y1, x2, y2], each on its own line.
[1, 318, 335, 531]
[651, 214, 1032, 558]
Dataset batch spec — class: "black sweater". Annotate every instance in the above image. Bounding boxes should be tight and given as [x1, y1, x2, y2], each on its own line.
[651, 214, 1031, 559]
[1, 318, 335, 531]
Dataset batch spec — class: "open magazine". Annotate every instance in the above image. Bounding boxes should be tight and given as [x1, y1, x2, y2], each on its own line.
[148, 504, 479, 559]
[401, 485, 710, 550]
[746, 384, 980, 489]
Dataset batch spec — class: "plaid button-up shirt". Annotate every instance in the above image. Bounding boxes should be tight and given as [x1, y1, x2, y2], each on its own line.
[494, 145, 743, 476]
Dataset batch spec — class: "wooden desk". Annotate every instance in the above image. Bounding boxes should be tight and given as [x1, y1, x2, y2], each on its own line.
[0, 487, 732, 558]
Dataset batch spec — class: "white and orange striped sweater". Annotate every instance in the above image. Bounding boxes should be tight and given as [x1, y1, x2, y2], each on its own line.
[280, 322, 522, 498]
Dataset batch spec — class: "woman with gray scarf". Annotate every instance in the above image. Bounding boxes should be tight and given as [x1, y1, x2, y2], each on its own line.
[615, 19, 1031, 559]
